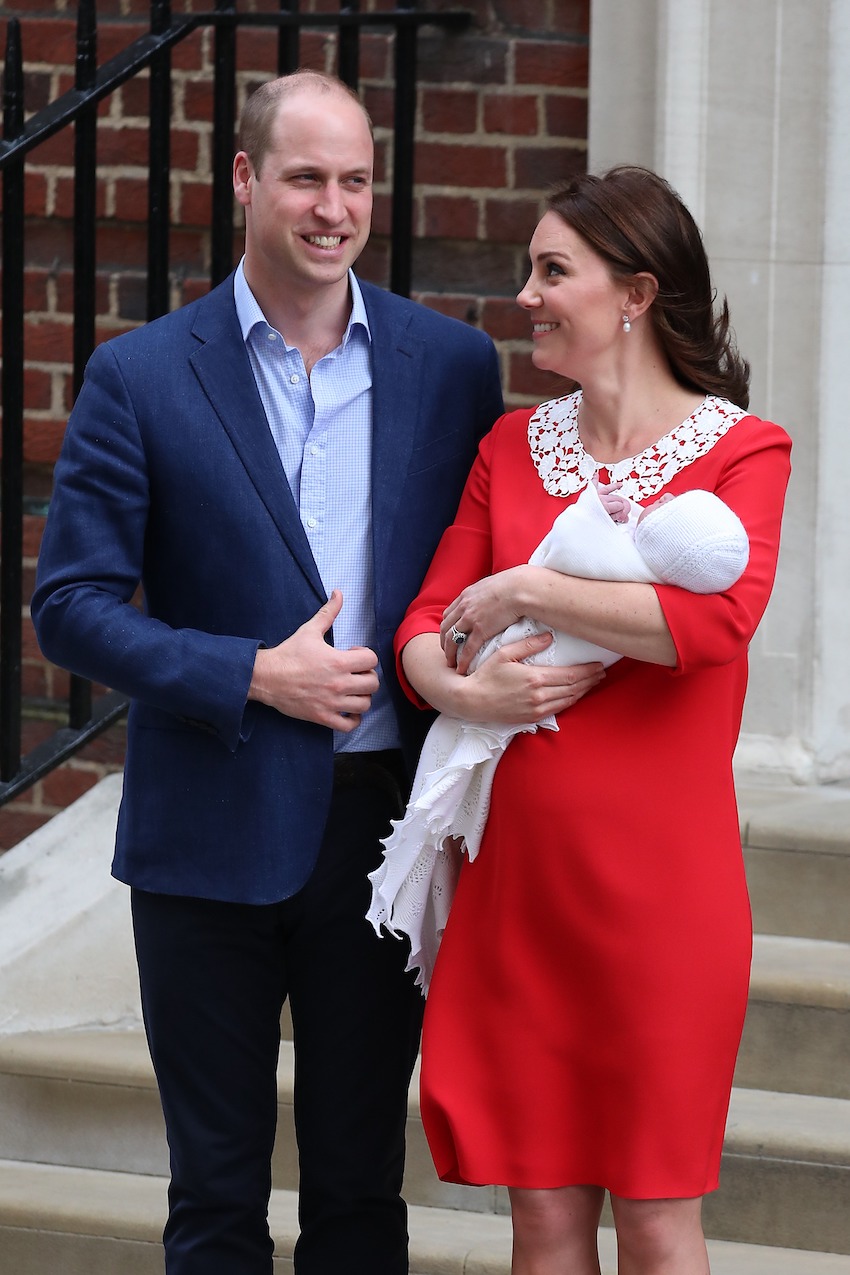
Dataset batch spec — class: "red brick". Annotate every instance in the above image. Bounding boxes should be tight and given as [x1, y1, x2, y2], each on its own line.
[21, 660, 52, 701]
[356, 238, 389, 290]
[14, 17, 75, 64]
[23, 269, 50, 313]
[548, 0, 590, 37]
[545, 93, 588, 139]
[24, 417, 67, 465]
[506, 347, 564, 399]
[362, 84, 394, 132]
[23, 171, 49, 218]
[514, 144, 586, 191]
[182, 79, 215, 125]
[490, 0, 550, 30]
[52, 174, 108, 220]
[417, 293, 481, 325]
[0, 807, 53, 853]
[514, 39, 589, 88]
[117, 75, 152, 121]
[23, 513, 46, 559]
[178, 180, 213, 228]
[25, 317, 72, 364]
[40, 764, 100, 809]
[24, 366, 52, 410]
[418, 35, 507, 87]
[22, 69, 54, 114]
[236, 27, 278, 73]
[421, 88, 478, 135]
[422, 194, 479, 241]
[113, 176, 152, 223]
[97, 23, 146, 63]
[482, 296, 530, 341]
[483, 93, 539, 137]
[370, 191, 392, 238]
[181, 276, 213, 306]
[484, 196, 541, 244]
[172, 29, 207, 73]
[416, 141, 507, 189]
[96, 224, 153, 270]
[360, 33, 391, 81]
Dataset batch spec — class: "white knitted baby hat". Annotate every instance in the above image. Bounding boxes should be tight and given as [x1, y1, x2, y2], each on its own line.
[633, 489, 749, 593]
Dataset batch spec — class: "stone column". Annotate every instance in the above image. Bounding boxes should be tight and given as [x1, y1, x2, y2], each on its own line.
[589, 0, 850, 783]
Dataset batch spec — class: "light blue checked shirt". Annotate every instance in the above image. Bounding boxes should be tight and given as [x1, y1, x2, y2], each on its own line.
[234, 261, 400, 753]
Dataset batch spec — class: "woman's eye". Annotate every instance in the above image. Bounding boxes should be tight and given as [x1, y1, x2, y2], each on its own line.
[545, 262, 565, 278]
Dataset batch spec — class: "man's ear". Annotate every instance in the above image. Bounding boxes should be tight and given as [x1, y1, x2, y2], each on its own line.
[233, 151, 254, 207]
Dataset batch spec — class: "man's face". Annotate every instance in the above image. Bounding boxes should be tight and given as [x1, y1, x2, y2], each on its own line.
[234, 87, 374, 296]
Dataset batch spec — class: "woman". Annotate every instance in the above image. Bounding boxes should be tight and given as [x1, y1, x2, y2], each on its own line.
[393, 167, 791, 1275]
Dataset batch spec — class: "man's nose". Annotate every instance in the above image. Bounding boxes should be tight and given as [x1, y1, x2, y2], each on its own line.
[315, 182, 345, 222]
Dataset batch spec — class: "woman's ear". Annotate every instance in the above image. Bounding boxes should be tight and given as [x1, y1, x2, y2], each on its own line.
[627, 272, 659, 319]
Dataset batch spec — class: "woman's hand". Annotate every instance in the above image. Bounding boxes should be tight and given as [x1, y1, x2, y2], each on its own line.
[440, 566, 531, 673]
[403, 631, 605, 725]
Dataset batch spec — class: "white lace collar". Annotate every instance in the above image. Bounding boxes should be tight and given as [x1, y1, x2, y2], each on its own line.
[527, 390, 746, 501]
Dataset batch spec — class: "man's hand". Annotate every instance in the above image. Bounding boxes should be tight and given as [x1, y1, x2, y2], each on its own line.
[248, 589, 379, 732]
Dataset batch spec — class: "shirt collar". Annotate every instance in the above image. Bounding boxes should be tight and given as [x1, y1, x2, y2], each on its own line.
[233, 257, 371, 350]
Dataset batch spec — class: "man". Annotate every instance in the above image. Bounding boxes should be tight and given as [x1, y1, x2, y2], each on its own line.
[33, 70, 590, 1273]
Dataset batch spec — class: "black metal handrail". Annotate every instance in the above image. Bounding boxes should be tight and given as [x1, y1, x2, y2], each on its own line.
[0, 0, 471, 805]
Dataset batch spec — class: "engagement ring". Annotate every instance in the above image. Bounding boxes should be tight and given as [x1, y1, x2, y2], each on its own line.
[449, 624, 468, 645]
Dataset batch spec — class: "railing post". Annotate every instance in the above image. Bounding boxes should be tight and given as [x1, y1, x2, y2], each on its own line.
[211, 0, 237, 286]
[69, 0, 99, 730]
[0, 19, 26, 782]
[390, 2, 418, 298]
[338, 0, 360, 90]
[147, 0, 172, 320]
[278, 0, 300, 77]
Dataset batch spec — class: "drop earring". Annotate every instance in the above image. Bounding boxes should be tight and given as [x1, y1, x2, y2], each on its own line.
[622, 313, 631, 334]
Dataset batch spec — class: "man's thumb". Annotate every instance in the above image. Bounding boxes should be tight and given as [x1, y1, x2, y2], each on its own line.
[314, 588, 343, 634]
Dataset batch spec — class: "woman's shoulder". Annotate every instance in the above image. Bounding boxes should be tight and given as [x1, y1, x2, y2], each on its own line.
[713, 400, 793, 457]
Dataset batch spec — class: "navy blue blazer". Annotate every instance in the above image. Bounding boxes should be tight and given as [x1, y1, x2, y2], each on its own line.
[32, 275, 504, 904]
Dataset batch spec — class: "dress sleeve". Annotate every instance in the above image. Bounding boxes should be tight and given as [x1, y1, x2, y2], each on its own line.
[394, 418, 504, 706]
[656, 416, 792, 675]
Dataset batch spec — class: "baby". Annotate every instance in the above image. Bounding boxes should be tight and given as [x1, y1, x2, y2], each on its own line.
[368, 481, 750, 991]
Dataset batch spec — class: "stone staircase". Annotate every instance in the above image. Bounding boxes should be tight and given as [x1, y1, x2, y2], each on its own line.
[0, 778, 848, 1273]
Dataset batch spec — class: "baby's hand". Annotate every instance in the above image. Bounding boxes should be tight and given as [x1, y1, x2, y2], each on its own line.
[595, 479, 631, 525]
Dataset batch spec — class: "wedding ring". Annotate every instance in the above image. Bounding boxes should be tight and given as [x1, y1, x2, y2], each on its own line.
[449, 624, 468, 645]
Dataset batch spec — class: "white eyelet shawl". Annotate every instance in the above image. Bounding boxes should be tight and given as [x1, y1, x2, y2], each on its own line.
[528, 391, 747, 502]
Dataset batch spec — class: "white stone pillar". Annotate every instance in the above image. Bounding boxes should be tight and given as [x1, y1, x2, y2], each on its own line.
[589, 0, 850, 783]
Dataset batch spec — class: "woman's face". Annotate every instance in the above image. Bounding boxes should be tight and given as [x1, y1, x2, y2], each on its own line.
[517, 211, 628, 381]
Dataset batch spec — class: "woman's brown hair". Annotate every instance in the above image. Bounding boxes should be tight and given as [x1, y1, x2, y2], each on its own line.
[547, 166, 750, 409]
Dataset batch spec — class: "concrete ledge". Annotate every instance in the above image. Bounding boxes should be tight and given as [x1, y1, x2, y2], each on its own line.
[2, 1162, 850, 1275]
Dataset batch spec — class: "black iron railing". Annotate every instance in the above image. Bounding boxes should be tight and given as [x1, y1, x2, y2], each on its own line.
[0, 0, 470, 805]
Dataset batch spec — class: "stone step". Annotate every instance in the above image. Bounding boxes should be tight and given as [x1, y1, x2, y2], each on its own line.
[1, 1029, 849, 1253]
[736, 934, 850, 1098]
[739, 783, 850, 943]
[2, 1160, 850, 1275]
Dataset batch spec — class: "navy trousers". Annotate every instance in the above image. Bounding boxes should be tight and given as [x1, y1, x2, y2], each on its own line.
[131, 754, 423, 1275]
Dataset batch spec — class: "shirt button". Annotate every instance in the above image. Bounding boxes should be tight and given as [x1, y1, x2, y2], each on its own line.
[306, 517, 317, 529]
[267, 331, 277, 341]
[310, 445, 319, 456]
[290, 374, 300, 385]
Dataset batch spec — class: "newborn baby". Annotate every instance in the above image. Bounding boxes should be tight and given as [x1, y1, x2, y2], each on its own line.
[367, 481, 750, 991]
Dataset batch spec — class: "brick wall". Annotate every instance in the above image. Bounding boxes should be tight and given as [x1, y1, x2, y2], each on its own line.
[0, 0, 589, 849]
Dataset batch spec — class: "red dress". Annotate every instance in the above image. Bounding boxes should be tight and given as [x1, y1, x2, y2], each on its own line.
[395, 394, 791, 1199]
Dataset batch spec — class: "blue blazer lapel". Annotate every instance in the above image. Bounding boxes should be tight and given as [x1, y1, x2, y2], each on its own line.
[188, 281, 327, 604]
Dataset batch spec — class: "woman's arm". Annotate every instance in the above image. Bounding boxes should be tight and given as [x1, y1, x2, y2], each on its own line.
[440, 567, 677, 675]
[401, 630, 605, 724]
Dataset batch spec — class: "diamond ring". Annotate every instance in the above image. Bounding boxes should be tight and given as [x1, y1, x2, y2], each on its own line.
[449, 624, 468, 645]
